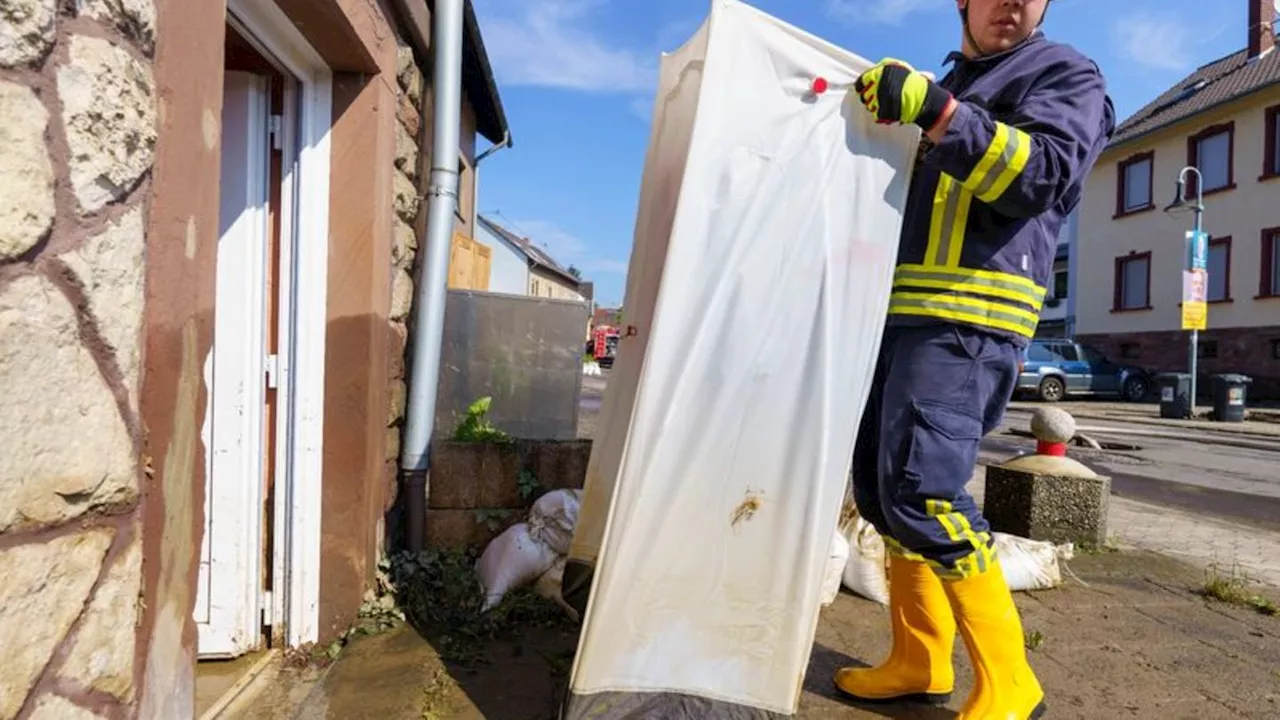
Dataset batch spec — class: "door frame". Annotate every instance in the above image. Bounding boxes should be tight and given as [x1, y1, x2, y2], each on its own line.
[226, 0, 332, 649]
[199, 67, 271, 658]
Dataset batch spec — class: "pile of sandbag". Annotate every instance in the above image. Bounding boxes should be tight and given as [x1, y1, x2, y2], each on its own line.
[828, 499, 1075, 607]
[475, 489, 583, 620]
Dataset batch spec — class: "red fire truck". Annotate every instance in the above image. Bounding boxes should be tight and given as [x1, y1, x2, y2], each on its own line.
[589, 325, 621, 368]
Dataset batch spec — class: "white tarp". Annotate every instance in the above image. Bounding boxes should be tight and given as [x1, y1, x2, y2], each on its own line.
[561, 1, 920, 717]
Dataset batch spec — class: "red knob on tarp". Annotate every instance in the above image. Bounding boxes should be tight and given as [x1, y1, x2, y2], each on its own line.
[811, 77, 828, 95]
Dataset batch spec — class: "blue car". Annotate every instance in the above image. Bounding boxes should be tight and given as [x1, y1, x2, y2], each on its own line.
[1016, 339, 1150, 403]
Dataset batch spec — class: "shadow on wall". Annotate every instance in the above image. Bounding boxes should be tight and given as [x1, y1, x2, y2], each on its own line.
[316, 312, 403, 643]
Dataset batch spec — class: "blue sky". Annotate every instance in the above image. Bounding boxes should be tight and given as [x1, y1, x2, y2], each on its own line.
[471, 0, 1259, 307]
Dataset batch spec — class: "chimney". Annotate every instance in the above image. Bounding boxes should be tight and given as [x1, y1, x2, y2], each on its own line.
[1249, 0, 1276, 59]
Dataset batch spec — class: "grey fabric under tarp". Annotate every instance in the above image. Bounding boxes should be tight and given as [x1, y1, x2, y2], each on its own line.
[561, 691, 790, 720]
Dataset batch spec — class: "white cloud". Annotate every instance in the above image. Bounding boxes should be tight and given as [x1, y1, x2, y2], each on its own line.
[586, 259, 630, 274]
[1111, 14, 1196, 72]
[511, 219, 590, 259]
[628, 96, 653, 123]
[825, 0, 943, 26]
[474, 0, 657, 93]
[507, 219, 629, 275]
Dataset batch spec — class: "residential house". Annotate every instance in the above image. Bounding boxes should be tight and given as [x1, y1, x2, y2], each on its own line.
[1074, 0, 1280, 398]
[474, 214, 532, 294]
[1035, 209, 1078, 339]
[474, 214, 587, 301]
[0, 0, 508, 716]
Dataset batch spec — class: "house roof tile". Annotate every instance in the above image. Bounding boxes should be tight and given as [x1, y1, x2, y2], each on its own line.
[1110, 42, 1280, 150]
[477, 215, 582, 286]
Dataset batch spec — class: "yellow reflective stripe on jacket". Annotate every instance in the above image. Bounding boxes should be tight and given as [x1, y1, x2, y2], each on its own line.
[961, 122, 1032, 204]
[888, 291, 1041, 338]
[925, 174, 973, 267]
[895, 264, 1047, 312]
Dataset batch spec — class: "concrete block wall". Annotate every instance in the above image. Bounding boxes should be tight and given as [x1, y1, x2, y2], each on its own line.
[426, 440, 593, 550]
[0, 0, 156, 716]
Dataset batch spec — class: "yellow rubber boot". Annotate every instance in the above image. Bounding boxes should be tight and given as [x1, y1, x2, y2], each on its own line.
[834, 554, 955, 704]
[943, 561, 1046, 720]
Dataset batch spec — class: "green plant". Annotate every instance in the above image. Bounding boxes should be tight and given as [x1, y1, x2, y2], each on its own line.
[518, 469, 542, 501]
[472, 508, 514, 532]
[451, 397, 511, 444]
[389, 548, 574, 669]
[1024, 629, 1045, 650]
[1198, 564, 1280, 617]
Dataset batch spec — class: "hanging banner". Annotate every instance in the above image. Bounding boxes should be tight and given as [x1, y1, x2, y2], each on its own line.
[1182, 269, 1207, 330]
[1186, 230, 1209, 272]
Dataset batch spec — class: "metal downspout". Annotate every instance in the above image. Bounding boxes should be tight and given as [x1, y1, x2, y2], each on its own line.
[401, 0, 466, 552]
[472, 130, 511, 239]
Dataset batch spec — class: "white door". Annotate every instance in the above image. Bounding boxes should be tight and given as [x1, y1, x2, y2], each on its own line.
[197, 70, 272, 659]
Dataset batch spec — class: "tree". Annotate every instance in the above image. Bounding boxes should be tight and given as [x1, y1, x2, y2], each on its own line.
[567, 265, 582, 279]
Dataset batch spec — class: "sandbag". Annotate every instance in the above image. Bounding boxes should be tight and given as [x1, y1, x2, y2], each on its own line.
[993, 532, 1074, 591]
[529, 489, 581, 556]
[820, 530, 850, 607]
[476, 522, 558, 611]
[533, 557, 582, 622]
[840, 513, 890, 606]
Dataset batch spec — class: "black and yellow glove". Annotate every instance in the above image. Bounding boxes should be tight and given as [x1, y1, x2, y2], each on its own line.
[853, 58, 953, 131]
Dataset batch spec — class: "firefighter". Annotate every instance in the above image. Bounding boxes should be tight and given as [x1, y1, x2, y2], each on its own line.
[834, 1, 1114, 718]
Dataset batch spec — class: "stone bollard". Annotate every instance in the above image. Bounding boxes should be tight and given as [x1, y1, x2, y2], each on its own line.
[984, 407, 1111, 546]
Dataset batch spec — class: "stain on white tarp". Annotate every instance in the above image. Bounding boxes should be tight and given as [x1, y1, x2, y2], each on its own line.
[561, 0, 919, 717]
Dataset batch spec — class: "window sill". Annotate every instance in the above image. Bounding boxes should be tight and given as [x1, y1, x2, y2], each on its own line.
[1111, 305, 1153, 314]
[1256, 293, 1280, 300]
[1258, 171, 1280, 182]
[1178, 298, 1233, 307]
[1113, 204, 1155, 220]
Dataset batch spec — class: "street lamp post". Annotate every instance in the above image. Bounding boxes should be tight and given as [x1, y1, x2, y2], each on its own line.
[1164, 166, 1205, 418]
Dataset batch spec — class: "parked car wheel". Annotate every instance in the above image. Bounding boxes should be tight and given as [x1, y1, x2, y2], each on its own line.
[1037, 376, 1065, 403]
[1122, 375, 1149, 403]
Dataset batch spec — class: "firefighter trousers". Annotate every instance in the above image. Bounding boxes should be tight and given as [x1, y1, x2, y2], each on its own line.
[851, 322, 1019, 578]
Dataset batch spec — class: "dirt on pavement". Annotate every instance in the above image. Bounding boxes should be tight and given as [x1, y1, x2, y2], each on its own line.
[226, 550, 1280, 719]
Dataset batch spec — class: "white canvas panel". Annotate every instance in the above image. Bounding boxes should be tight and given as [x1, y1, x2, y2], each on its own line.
[564, 1, 921, 716]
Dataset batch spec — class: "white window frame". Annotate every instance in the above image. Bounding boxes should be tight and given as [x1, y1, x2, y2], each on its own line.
[227, 0, 332, 648]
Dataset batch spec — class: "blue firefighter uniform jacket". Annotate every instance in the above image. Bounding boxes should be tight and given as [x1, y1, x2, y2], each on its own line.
[888, 31, 1116, 345]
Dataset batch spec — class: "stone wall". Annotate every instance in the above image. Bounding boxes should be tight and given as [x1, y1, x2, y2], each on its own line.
[1078, 324, 1280, 400]
[0, 1, 156, 717]
[384, 40, 425, 522]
